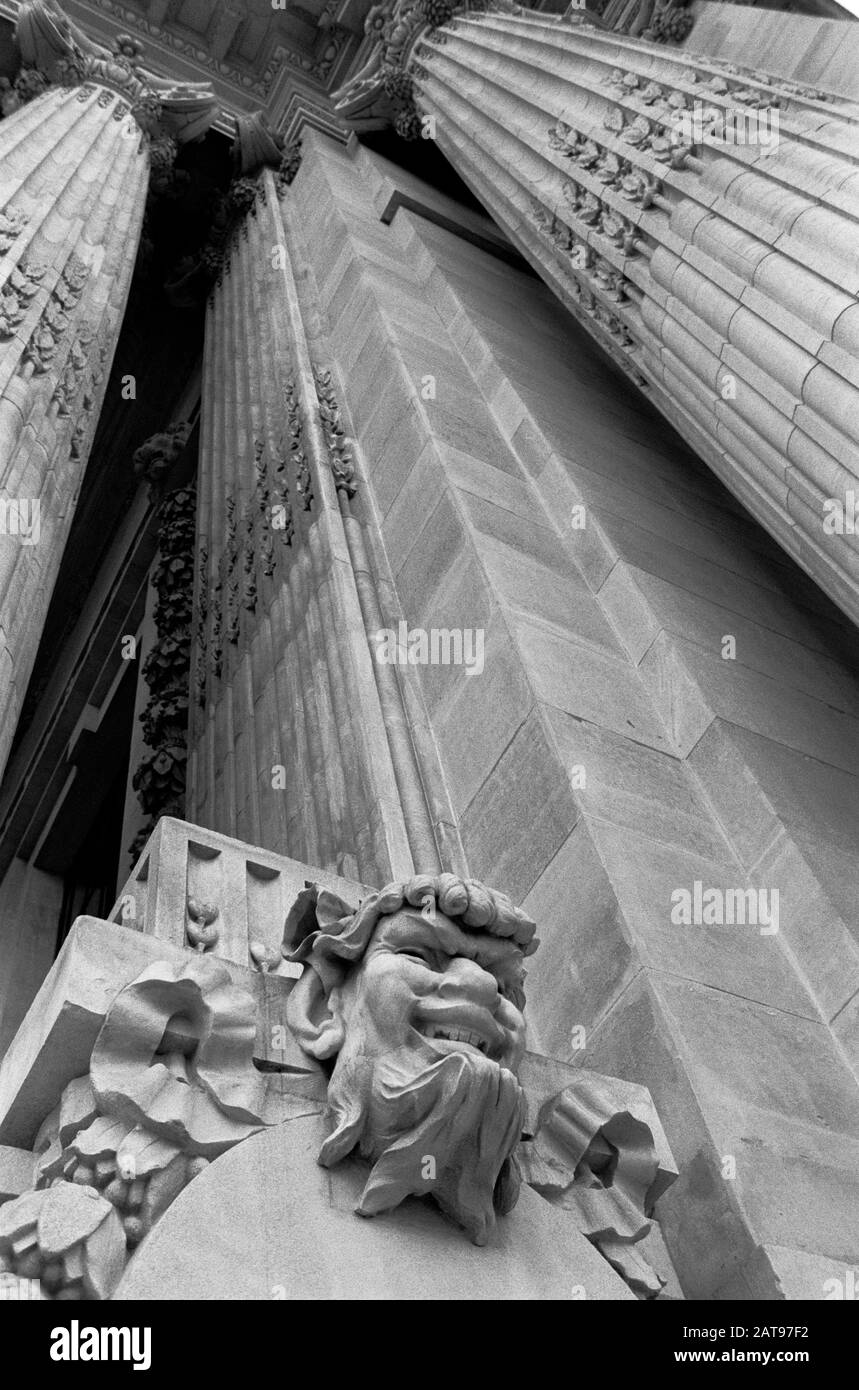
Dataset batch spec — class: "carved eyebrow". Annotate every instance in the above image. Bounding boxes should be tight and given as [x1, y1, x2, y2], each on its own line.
[383, 918, 438, 945]
[380, 915, 523, 974]
[380, 920, 446, 958]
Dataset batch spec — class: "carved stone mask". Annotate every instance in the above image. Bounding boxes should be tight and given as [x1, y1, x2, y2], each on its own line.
[284, 876, 538, 1245]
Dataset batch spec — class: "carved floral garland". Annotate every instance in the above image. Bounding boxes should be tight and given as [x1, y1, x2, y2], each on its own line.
[130, 482, 196, 860]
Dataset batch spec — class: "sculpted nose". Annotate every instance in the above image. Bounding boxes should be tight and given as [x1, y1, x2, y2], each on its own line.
[436, 957, 499, 1010]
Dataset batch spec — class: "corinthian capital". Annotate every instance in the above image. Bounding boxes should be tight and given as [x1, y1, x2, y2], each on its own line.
[332, 0, 524, 134]
[15, 0, 218, 142]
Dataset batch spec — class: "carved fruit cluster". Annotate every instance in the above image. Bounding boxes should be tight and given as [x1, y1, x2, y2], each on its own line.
[650, 6, 694, 42]
[276, 140, 303, 194]
[419, 0, 457, 27]
[395, 107, 423, 140]
[383, 67, 414, 102]
[228, 177, 262, 219]
[41, 1146, 208, 1253]
[0, 67, 49, 117]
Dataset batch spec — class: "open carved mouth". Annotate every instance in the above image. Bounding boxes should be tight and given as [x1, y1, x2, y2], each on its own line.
[422, 1023, 493, 1056]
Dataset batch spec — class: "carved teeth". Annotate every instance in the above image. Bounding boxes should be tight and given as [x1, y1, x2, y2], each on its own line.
[424, 1025, 489, 1055]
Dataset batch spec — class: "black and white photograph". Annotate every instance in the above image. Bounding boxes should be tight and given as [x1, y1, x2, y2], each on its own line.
[0, 0, 857, 1343]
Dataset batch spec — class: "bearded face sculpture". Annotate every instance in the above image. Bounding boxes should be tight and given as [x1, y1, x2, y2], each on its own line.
[284, 875, 538, 1246]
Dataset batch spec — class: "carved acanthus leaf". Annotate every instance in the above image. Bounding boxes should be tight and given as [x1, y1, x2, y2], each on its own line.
[15, 0, 217, 141]
[520, 1078, 675, 1299]
[314, 366, 358, 498]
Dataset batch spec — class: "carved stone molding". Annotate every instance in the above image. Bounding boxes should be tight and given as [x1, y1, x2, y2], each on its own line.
[78, 0, 349, 96]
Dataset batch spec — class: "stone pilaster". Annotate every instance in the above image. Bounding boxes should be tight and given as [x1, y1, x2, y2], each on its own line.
[334, 7, 859, 630]
[0, 1, 216, 783]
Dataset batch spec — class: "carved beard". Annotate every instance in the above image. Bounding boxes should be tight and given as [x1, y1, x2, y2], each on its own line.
[317, 1041, 527, 1246]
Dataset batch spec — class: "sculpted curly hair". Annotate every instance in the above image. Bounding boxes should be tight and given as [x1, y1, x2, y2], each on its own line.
[283, 872, 538, 990]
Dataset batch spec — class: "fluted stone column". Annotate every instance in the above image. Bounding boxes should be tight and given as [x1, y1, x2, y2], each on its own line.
[189, 153, 458, 885]
[0, 0, 215, 781]
[335, 6, 859, 628]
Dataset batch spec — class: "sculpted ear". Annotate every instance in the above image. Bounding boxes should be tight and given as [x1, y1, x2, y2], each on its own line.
[286, 964, 345, 1060]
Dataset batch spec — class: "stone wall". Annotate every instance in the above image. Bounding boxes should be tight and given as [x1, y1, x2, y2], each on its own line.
[287, 129, 859, 1297]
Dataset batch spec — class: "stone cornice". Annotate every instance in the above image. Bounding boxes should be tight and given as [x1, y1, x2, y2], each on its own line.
[81, 0, 350, 94]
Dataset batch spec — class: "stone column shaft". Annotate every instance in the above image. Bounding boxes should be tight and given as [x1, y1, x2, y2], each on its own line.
[339, 8, 859, 628]
[0, 0, 215, 783]
[0, 83, 150, 780]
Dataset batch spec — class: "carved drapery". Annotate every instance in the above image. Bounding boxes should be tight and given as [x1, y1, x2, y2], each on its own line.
[0, 955, 268, 1300]
[0, 0, 215, 784]
[520, 1077, 672, 1297]
[334, 9, 859, 630]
